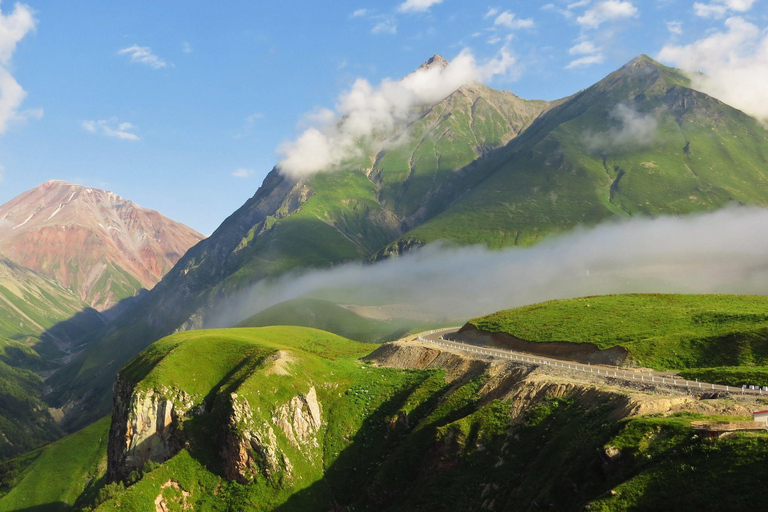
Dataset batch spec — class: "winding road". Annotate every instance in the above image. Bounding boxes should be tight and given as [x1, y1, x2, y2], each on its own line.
[418, 327, 767, 397]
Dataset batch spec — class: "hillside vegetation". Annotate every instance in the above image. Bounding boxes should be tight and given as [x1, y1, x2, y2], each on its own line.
[237, 298, 432, 343]
[470, 294, 768, 377]
[3, 326, 768, 511]
[49, 55, 768, 434]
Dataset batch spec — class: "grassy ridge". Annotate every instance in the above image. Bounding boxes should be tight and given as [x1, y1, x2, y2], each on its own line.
[237, 298, 426, 343]
[470, 294, 768, 370]
[0, 416, 109, 511]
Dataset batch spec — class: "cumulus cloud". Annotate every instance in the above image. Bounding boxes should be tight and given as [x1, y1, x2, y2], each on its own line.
[586, 103, 658, 150]
[208, 207, 768, 328]
[232, 168, 255, 178]
[577, 0, 638, 29]
[694, 0, 757, 18]
[658, 16, 768, 121]
[82, 118, 140, 140]
[277, 48, 519, 178]
[118, 45, 167, 69]
[0, 2, 38, 134]
[397, 0, 443, 13]
[494, 11, 535, 30]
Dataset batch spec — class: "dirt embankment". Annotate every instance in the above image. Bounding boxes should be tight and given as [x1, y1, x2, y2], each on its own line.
[366, 340, 761, 419]
[455, 323, 629, 366]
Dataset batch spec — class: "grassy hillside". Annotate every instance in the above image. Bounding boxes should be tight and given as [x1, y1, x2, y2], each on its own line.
[0, 259, 99, 458]
[236, 298, 429, 343]
[0, 416, 109, 511]
[48, 78, 551, 429]
[470, 294, 768, 371]
[49, 55, 768, 433]
[6, 326, 768, 511]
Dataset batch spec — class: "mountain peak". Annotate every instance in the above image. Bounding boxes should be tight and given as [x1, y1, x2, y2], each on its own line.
[0, 181, 204, 310]
[417, 54, 449, 72]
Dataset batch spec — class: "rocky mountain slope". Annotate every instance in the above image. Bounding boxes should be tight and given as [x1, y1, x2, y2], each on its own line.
[4, 327, 767, 510]
[0, 180, 205, 310]
[48, 55, 768, 431]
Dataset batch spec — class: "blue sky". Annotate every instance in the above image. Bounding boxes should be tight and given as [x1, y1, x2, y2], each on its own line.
[0, 0, 766, 234]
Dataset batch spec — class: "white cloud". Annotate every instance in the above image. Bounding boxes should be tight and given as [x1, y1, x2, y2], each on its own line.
[485, 7, 499, 18]
[397, 0, 443, 13]
[277, 48, 519, 178]
[232, 168, 255, 178]
[82, 118, 140, 140]
[577, 0, 638, 29]
[351, 8, 368, 17]
[658, 16, 768, 121]
[181, 41, 192, 53]
[211, 208, 768, 329]
[371, 17, 397, 34]
[0, 2, 37, 135]
[566, 39, 603, 68]
[118, 45, 167, 69]
[666, 20, 683, 35]
[494, 11, 535, 30]
[587, 103, 658, 150]
[694, 0, 757, 18]
[566, 54, 605, 68]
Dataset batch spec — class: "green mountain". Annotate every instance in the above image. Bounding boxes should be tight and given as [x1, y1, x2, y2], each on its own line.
[391, 55, 768, 248]
[237, 298, 428, 343]
[48, 55, 768, 430]
[0, 259, 102, 458]
[5, 324, 768, 511]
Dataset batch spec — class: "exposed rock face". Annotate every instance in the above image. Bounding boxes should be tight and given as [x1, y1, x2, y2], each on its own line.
[222, 387, 323, 484]
[107, 377, 201, 482]
[0, 180, 204, 310]
[455, 323, 629, 366]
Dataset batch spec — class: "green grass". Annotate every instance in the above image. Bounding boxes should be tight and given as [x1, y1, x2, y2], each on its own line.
[470, 293, 768, 369]
[0, 416, 109, 511]
[237, 298, 425, 343]
[678, 366, 768, 388]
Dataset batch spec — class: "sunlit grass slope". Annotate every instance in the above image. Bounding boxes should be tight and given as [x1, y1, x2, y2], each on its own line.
[470, 293, 768, 374]
[0, 416, 109, 511]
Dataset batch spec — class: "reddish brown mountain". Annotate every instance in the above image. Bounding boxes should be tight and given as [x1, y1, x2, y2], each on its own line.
[0, 180, 204, 310]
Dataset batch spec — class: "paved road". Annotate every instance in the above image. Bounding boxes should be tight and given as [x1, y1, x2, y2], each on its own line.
[418, 327, 767, 397]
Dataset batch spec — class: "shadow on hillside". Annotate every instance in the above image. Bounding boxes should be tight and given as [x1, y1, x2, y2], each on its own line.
[262, 374, 457, 511]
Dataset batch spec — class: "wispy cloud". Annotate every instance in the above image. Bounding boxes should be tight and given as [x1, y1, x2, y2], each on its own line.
[351, 8, 368, 17]
[181, 41, 192, 53]
[371, 17, 398, 34]
[82, 118, 140, 140]
[577, 0, 638, 28]
[494, 11, 535, 30]
[0, 2, 39, 135]
[566, 39, 604, 68]
[118, 45, 167, 69]
[694, 0, 757, 18]
[232, 168, 256, 178]
[666, 20, 683, 35]
[397, 0, 443, 13]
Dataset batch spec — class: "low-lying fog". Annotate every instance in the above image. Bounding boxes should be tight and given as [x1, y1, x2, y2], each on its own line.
[209, 207, 768, 327]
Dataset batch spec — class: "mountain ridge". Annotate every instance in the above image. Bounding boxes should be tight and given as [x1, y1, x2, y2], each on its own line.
[0, 180, 205, 310]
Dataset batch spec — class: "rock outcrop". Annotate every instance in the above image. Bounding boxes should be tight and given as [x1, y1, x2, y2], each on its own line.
[222, 386, 323, 484]
[107, 377, 201, 482]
